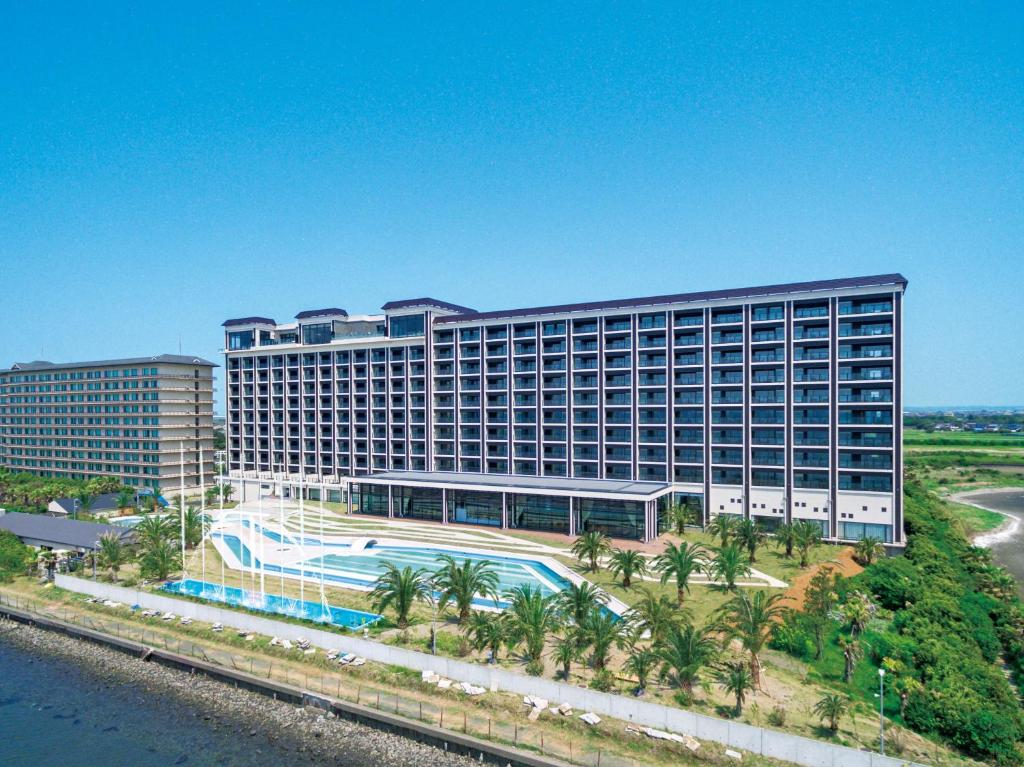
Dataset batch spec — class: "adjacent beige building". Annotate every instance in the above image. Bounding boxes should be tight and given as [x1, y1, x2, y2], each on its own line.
[0, 355, 216, 491]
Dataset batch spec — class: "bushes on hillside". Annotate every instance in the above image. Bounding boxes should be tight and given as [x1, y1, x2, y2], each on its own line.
[0, 530, 31, 581]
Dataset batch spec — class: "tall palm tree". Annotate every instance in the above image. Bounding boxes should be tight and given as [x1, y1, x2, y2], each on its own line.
[853, 536, 885, 566]
[624, 647, 659, 694]
[608, 548, 649, 589]
[504, 584, 562, 667]
[813, 693, 850, 733]
[555, 580, 607, 631]
[570, 531, 612, 572]
[466, 610, 507, 664]
[715, 590, 787, 689]
[369, 563, 431, 630]
[97, 532, 129, 582]
[135, 514, 176, 549]
[658, 622, 718, 695]
[716, 659, 754, 717]
[653, 541, 708, 606]
[838, 636, 862, 684]
[842, 592, 871, 637]
[707, 514, 740, 546]
[773, 522, 798, 559]
[140, 539, 181, 580]
[433, 554, 500, 623]
[582, 607, 627, 671]
[734, 518, 767, 563]
[793, 520, 822, 568]
[709, 544, 751, 590]
[628, 588, 685, 645]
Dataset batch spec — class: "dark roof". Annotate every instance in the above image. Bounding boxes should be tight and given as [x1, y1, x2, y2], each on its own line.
[296, 308, 348, 320]
[0, 512, 133, 550]
[381, 298, 476, 314]
[222, 316, 276, 327]
[50, 492, 122, 515]
[3, 354, 218, 373]
[434, 273, 908, 324]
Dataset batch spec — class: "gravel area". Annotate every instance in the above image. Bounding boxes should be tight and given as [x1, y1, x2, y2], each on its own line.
[0, 619, 476, 767]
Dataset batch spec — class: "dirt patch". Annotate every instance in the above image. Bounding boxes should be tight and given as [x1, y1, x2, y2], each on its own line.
[778, 547, 862, 611]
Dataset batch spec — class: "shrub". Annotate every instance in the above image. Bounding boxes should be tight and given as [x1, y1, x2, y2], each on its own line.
[589, 668, 614, 692]
[767, 706, 787, 727]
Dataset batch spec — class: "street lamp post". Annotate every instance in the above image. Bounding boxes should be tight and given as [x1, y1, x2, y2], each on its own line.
[878, 668, 886, 755]
[429, 577, 438, 655]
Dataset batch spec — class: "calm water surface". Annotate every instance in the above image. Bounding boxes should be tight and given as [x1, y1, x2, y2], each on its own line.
[969, 489, 1024, 598]
[0, 637, 307, 767]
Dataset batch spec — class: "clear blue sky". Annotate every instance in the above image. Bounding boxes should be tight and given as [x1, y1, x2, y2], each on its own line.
[1, 3, 1021, 407]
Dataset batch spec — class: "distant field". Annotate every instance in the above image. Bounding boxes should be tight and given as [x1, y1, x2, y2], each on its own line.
[903, 429, 1024, 493]
[904, 429, 1024, 449]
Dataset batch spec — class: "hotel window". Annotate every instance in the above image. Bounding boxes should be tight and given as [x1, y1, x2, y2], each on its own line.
[302, 323, 333, 345]
[389, 313, 425, 338]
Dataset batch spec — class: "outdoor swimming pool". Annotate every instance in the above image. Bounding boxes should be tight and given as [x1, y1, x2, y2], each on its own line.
[161, 578, 382, 629]
[215, 526, 577, 610]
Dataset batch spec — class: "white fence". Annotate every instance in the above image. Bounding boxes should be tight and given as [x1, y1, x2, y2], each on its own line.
[56, 575, 920, 767]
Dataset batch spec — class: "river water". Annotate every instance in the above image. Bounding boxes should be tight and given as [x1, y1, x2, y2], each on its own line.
[964, 488, 1024, 598]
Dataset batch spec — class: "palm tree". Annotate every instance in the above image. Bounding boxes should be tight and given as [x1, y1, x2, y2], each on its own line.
[433, 554, 500, 624]
[838, 636, 862, 684]
[504, 584, 562, 667]
[715, 590, 786, 689]
[555, 580, 607, 632]
[665, 501, 696, 536]
[116, 487, 135, 514]
[813, 693, 850, 733]
[894, 675, 923, 719]
[853, 536, 885, 566]
[716, 659, 754, 717]
[707, 514, 739, 546]
[773, 522, 798, 559]
[75, 491, 94, 519]
[653, 541, 708, 606]
[842, 592, 871, 637]
[709, 544, 751, 590]
[369, 563, 430, 630]
[551, 630, 583, 680]
[608, 548, 649, 589]
[135, 514, 176, 549]
[140, 539, 181, 580]
[582, 607, 626, 670]
[628, 588, 685, 645]
[97, 532, 129, 582]
[183, 505, 205, 549]
[624, 647, 659, 694]
[659, 622, 718, 695]
[793, 520, 822, 568]
[144, 492, 163, 515]
[570, 531, 612, 572]
[734, 518, 767, 563]
[467, 610, 506, 664]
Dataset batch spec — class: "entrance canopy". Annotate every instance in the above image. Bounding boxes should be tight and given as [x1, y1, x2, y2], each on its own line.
[354, 470, 673, 502]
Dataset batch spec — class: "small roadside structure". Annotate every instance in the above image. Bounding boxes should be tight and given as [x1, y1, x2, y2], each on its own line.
[0, 510, 135, 553]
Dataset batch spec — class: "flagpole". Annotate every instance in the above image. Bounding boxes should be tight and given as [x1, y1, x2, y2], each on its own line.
[258, 478, 265, 602]
[278, 458, 285, 604]
[219, 469, 225, 598]
[299, 468, 305, 606]
[199, 443, 206, 590]
[179, 441, 186, 583]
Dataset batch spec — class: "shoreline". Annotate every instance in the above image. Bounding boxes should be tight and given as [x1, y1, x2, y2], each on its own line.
[0, 618, 474, 767]
[947, 487, 1024, 548]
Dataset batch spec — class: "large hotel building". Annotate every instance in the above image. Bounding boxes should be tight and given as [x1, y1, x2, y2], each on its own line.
[223, 274, 905, 545]
[0, 355, 217, 490]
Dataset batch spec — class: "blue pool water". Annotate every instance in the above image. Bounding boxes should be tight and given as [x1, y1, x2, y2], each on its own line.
[161, 578, 382, 629]
[217, 528, 573, 608]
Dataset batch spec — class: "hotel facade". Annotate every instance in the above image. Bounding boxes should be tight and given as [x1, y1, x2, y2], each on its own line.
[0, 355, 217, 491]
[223, 274, 905, 545]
